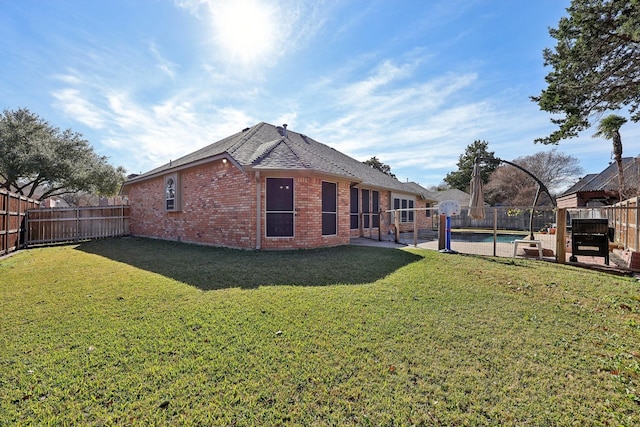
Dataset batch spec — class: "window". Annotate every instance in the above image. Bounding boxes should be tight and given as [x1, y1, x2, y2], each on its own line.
[372, 191, 380, 228]
[362, 189, 370, 228]
[393, 197, 415, 223]
[266, 178, 294, 237]
[322, 181, 337, 235]
[350, 187, 359, 230]
[165, 174, 180, 211]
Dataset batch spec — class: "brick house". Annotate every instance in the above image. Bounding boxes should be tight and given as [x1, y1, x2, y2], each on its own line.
[121, 122, 436, 250]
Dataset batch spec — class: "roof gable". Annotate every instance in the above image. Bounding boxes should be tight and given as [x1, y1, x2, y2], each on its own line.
[402, 182, 439, 202]
[560, 158, 639, 195]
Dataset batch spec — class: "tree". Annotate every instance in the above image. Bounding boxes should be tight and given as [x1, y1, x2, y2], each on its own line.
[0, 108, 125, 200]
[593, 114, 628, 200]
[485, 149, 583, 206]
[363, 156, 396, 179]
[532, 0, 640, 144]
[443, 140, 498, 191]
[427, 183, 450, 192]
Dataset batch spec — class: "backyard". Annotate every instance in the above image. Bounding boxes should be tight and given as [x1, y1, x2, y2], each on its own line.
[1, 237, 640, 425]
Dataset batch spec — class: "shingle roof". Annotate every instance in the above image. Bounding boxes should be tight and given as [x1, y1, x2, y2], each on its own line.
[400, 182, 472, 205]
[402, 182, 438, 201]
[125, 122, 418, 195]
[428, 188, 473, 206]
[560, 158, 639, 195]
[561, 174, 599, 195]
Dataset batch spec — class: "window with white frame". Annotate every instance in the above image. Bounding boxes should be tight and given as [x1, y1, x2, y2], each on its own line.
[165, 174, 180, 211]
[393, 197, 414, 223]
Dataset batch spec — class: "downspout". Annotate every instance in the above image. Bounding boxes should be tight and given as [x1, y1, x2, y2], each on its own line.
[255, 171, 261, 250]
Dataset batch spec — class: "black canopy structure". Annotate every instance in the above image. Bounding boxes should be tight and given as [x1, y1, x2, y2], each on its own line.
[472, 157, 557, 240]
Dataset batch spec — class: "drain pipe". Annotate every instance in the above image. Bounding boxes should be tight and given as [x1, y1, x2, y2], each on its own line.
[255, 171, 261, 249]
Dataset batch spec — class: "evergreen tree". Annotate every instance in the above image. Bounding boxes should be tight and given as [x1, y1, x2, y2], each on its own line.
[443, 140, 497, 191]
[532, 0, 640, 144]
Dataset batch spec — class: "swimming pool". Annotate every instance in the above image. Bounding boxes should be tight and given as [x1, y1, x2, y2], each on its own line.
[451, 232, 528, 243]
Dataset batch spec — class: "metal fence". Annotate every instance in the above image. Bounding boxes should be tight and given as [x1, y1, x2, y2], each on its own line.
[396, 206, 558, 258]
[25, 205, 130, 246]
[389, 204, 639, 272]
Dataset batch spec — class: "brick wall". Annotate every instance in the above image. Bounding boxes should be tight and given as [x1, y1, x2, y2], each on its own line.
[260, 176, 350, 250]
[125, 161, 353, 250]
[127, 160, 257, 249]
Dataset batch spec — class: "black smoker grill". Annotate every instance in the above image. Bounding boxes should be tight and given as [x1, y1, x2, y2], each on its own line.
[569, 218, 612, 265]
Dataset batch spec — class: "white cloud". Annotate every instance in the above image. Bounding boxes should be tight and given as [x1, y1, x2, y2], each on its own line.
[149, 42, 179, 79]
[301, 58, 482, 164]
[273, 112, 298, 129]
[51, 88, 106, 129]
[50, 68, 260, 173]
[47, 1, 627, 185]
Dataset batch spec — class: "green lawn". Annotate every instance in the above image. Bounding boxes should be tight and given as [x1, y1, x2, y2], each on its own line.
[1, 237, 640, 425]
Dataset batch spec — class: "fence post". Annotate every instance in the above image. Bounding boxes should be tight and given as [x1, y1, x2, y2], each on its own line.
[493, 208, 498, 257]
[438, 214, 446, 251]
[633, 196, 640, 251]
[17, 193, 22, 248]
[1, 191, 6, 254]
[625, 200, 630, 249]
[1, 191, 6, 255]
[394, 210, 400, 243]
[556, 208, 566, 264]
[75, 207, 80, 242]
[413, 208, 418, 247]
[24, 206, 29, 249]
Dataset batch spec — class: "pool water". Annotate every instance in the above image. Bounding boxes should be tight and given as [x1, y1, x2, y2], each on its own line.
[451, 232, 527, 243]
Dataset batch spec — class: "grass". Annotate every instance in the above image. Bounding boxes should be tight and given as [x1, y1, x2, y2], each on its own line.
[1, 237, 640, 425]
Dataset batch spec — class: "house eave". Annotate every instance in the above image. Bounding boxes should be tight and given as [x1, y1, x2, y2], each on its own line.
[121, 153, 241, 191]
[242, 166, 424, 197]
[243, 165, 363, 184]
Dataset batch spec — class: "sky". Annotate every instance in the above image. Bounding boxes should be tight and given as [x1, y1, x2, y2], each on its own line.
[1, 0, 638, 192]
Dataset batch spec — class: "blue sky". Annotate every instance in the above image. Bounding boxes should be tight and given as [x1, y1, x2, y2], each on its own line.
[2, 0, 637, 191]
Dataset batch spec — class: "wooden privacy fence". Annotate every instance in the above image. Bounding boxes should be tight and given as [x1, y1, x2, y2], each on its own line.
[1, 189, 40, 256]
[26, 205, 130, 246]
[609, 197, 640, 251]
